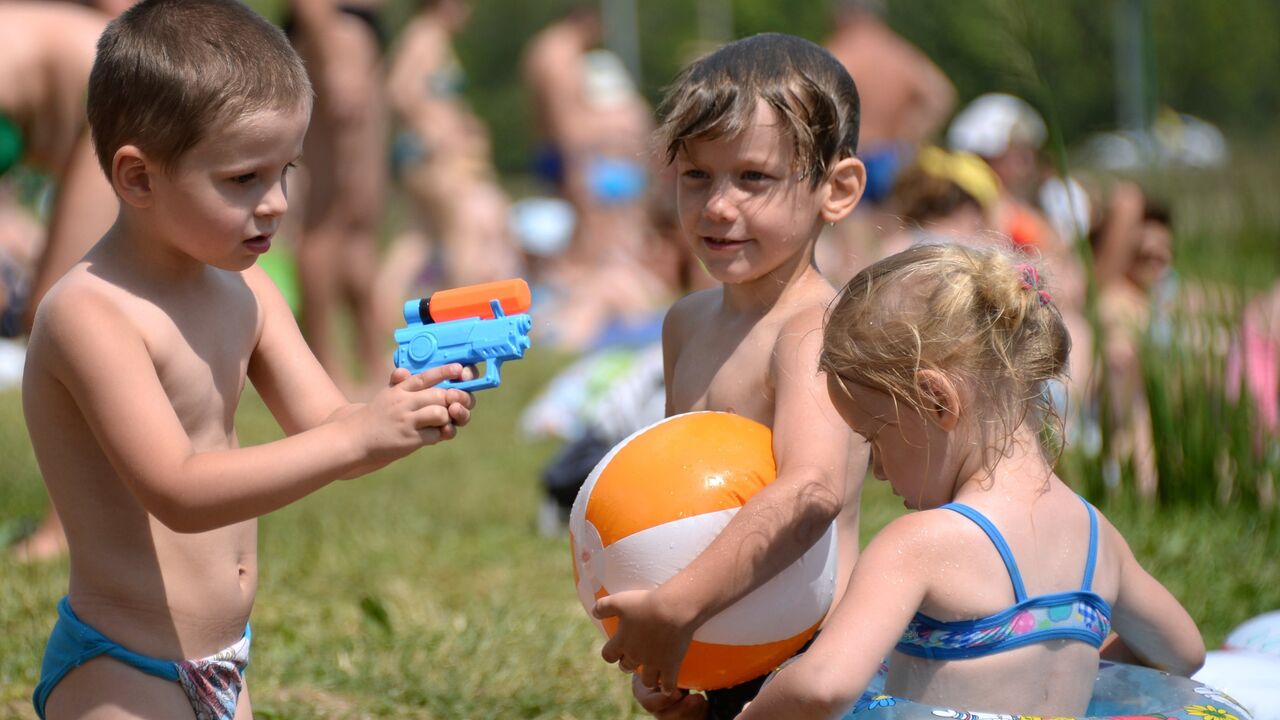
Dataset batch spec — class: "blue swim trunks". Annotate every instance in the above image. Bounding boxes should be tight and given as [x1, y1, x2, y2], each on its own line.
[860, 143, 907, 205]
[34, 596, 251, 720]
[585, 155, 647, 204]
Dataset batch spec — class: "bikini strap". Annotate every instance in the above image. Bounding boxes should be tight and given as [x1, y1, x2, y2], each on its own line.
[941, 503, 1028, 602]
[1079, 495, 1099, 591]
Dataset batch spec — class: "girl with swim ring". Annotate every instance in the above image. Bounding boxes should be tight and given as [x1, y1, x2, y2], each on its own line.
[739, 243, 1205, 719]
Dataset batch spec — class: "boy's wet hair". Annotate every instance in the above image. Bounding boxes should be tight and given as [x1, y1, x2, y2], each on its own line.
[87, 0, 312, 178]
[821, 244, 1071, 464]
[656, 33, 860, 188]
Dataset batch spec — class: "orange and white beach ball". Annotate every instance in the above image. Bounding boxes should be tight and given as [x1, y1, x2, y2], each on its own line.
[568, 411, 838, 691]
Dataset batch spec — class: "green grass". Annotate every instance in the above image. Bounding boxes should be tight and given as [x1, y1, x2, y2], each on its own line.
[2, 350, 1278, 718]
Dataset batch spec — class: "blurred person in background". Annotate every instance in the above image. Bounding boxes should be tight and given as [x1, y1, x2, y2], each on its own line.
[1088, 182, 1175, 497]
[285, 0, 391, 395]
[1227, 280, 1280, 500]
[826, 0, 955, 207]
[819, 0, 956, 282]
[0, 1, 113, 562]
[381, 0, 521, 322]
[523, 9, 664, 351]
[876, 145, 999, 258]
[522, 4, 602, 256]
[948, 92, 1093, 417]
[947, 93, 1058, 250]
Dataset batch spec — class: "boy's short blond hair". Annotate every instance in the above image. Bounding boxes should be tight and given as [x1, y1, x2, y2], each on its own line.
[87, 0, 312, 178]
[656, 33, 860, 188]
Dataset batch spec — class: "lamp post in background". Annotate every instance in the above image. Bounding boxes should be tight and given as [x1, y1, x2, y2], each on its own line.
[1113, 0, 1154, 154]
[601, 0, 641, 85]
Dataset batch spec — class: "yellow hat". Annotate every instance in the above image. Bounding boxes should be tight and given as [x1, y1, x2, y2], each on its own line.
[916, 146, 1000, 208]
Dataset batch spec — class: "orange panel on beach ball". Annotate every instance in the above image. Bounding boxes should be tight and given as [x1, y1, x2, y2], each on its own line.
[585, 411, 776, 547]
[569, 412, 838, 691]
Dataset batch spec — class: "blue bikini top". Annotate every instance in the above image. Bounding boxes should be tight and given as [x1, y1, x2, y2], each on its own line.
[895, 495, 1113, 660]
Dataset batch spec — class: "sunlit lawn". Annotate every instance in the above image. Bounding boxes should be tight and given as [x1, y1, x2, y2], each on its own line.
[2, 350, 1277, 718]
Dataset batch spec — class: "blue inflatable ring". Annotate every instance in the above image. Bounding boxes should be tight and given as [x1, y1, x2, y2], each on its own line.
[843, 662, 1254, 720]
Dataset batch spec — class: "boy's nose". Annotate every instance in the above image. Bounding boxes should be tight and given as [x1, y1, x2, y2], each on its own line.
[257, 181, 288, 218]
[702, 189, 738, 224]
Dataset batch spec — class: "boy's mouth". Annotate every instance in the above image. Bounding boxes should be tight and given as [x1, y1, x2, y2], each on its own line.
[244, 234, 272, 254]
[702, 236, 749, 250]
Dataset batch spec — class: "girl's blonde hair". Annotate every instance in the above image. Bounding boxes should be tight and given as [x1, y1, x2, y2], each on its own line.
[821, 244, 1070, 458]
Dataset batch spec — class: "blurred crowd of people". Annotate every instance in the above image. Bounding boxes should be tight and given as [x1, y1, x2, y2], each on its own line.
[1, 0, 1276, 555]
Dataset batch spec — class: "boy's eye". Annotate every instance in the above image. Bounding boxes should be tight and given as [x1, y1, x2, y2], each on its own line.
[230, 173, 256, 184]
[681, 168, 709, 181]
[741, 170, 771, 182]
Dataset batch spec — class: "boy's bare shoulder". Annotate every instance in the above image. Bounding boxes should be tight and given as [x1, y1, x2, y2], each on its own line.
[33, 267, 130, 333]
[26, 267, 140, 377]
[663, 287, 721, 330]
[240, 263, 280, 298]
[777, 301, 828, 337]
[772, 280, 838, 345]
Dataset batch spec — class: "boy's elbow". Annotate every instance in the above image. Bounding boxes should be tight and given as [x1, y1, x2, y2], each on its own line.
[133, 481, 216, 534]
[791, 472, 844, 525]
[144, 494, 209, 534]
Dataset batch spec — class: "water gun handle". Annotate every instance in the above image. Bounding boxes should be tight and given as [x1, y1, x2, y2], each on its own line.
[438, 300, 524, 392]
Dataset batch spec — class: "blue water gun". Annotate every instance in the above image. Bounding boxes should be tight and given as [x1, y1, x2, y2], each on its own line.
[393, 279, 533, 392]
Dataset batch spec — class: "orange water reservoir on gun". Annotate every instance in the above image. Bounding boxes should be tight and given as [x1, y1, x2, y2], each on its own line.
[420, 278, 532, 323]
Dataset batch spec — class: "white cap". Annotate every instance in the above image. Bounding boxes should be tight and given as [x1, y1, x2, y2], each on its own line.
[1039, 176, 1091, 243]
[582, 49, 636, 109]
[947, 93, 1047, 158]
[509, 197, 575, 258]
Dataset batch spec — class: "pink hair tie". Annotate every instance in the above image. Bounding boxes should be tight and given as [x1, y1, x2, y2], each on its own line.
[1017, 263, 1052, 306]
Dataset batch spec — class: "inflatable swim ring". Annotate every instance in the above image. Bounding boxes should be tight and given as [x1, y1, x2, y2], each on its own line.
[1194, 611, 1280, 720]
[841, 662, 1253, 720]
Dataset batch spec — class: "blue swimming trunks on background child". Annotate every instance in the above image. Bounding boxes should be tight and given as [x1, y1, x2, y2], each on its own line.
[34, 597, 251, 720]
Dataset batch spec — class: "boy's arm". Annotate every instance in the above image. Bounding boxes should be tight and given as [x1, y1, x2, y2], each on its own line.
[243, 265, 355, 434]
[37, 282, 467, 535]
[599, 307, 852, 693]
[245, 265, 473, 434]
[737, 514, 932, 719]
[1105, 523, 1205, 676]
[660, 299, 685, 418]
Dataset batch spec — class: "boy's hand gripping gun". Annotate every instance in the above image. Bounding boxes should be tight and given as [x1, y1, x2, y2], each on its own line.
[393, 279, 533, 392]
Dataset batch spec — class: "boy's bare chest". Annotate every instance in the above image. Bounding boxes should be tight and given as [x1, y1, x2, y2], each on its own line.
[134, 292, 258, 439]
[669, 321, 777, 425]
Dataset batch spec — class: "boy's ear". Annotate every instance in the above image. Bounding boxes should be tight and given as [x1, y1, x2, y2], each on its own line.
[820, 156, 866, 224]
[915, 369, 960, 432]
[112, 145, 155, 209]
